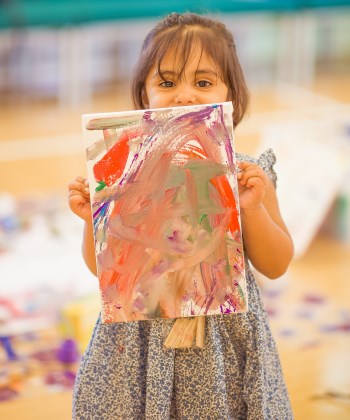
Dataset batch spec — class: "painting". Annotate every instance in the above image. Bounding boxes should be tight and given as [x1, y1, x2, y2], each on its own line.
[82, 102, 247, 323]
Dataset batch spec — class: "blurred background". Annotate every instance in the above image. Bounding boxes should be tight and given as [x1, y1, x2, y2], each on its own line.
[0, 1, 349, 419]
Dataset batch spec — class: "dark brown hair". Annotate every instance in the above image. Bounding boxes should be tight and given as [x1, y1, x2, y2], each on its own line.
[131, 12, 249, 126]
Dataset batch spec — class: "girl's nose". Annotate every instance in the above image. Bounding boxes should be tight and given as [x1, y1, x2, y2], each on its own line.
[174, 85, 196, 105]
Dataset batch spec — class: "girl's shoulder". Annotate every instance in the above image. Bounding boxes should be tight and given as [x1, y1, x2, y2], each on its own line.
[236, 148, 277, 187]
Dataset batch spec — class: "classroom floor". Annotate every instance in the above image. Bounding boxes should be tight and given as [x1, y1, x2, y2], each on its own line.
[0, 73, 350, 419]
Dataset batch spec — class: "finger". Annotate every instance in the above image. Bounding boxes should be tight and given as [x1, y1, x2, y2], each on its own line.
[239, 167, 265, 178]
[74, 175, 88, 185]
[237, 162, 265, 176]
[238, 162, 264, 173]
[69, 176, 89, 190]
[237, 162, 259, 179]
[68, 180, 90, 195]
[237, 161, 254, 170]
[245, 176, 265, 189]
[238, 169, 267, 187]
[68, 188, 90, 199]
[68, 196, 90, 212]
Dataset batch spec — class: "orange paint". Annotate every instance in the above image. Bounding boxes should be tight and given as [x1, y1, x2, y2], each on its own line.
[180, 144, 239, 233]
[211, 175, 239, 233]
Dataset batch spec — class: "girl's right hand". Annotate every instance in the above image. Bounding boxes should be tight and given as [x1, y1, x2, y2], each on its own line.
[68, 176, 92, 222]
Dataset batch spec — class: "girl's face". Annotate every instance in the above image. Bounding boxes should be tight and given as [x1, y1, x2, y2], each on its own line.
[143, 46, 229, 109]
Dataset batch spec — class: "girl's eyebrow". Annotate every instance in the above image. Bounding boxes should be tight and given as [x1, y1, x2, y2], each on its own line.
[152, 69, 219, 79]
[152, 70, 176, 79]
[195, 69, 219, 76]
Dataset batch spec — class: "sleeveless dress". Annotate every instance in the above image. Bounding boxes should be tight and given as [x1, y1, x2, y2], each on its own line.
[72, 149, 294, 420]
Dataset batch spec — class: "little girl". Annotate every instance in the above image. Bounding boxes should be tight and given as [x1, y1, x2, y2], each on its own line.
[68, 12, 294, 419]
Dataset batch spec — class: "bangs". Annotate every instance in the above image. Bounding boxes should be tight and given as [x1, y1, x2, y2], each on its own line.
[151, 27, 229, 83]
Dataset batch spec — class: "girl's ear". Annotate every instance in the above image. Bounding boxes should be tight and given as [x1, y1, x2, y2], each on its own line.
[141, 89, 149, 108]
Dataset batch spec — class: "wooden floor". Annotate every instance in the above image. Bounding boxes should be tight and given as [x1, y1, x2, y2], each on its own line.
[1, 74, 350, 419]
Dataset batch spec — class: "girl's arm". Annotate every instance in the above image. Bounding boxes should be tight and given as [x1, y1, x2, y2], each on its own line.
[68, 176, 97, 276]
[238, 162, 294, 279]
[82, 219, 98, 276]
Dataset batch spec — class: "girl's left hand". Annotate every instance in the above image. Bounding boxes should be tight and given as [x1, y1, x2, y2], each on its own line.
[236, 161, 269, 211]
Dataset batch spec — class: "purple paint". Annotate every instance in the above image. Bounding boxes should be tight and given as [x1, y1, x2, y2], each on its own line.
[0, 387, 18, 402]
[221, 306, 232, 314]
[132, 297, 146, 312]
[279, 328, 296, 337]
[30, 348, 57, 363]
[176, 105, 214, 124]
[218, 106, 235, 166]
[45, 370, 76, 388]
[93, 201, 109, 219]
[56, 339, 80, 364]
[303, 294, 326, 305]
[0, 336, 17, 361]
[263, 289, 283, 299]
[143, 111, 153, 121]
[295, 309, 315, 319]
[265, 306, 278, 317]
[319, 322, 350, 333]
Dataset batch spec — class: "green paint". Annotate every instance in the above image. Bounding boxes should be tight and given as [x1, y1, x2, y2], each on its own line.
[86, 115, 139, 130]
[199, 214, 206, 224]
[237, 282, 245, 299]
[187, 235, 195, 243]
[95, 180, 106, 192]
[200, 214, 213, 233]
[225, 261, 231, 275]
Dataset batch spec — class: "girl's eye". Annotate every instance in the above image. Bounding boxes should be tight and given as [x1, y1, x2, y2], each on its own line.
[160, 80, 175, 88]
[196, 80, 211, 88]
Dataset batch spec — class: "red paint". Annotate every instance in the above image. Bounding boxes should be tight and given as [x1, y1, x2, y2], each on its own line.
[93, 131, 130, 186]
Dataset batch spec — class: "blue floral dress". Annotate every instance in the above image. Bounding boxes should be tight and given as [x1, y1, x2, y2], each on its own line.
[73, 149, 293, 419]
